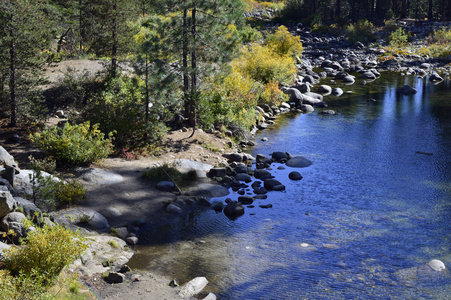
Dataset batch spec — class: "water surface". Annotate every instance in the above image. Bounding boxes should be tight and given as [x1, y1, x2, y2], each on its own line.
[129, 73, 451, 299]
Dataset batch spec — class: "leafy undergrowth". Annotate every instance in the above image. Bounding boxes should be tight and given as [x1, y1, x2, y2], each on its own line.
[142, 162, 198, 188]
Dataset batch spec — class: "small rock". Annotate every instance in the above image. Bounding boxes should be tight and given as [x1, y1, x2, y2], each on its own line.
[288, 171, 303, 180]
[259, 204, 273, 209]
[179, 277, 209, 298]
[166, 203, 182, 214]
[157, 181, 176, 192]
[105, 272, 125, 284]
[126, 236, 139, 245]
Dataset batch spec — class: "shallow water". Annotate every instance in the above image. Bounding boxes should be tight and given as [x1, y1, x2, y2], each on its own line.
[129, 73, 451, 299]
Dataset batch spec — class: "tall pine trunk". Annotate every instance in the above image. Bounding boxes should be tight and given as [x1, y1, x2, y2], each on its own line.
[183, 6, 190, 119]
[9, 14, 16, 127]
[189, 5, 197, 137]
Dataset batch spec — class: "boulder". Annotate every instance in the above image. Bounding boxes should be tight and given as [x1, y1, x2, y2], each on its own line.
[238, 196, 254, 205]
[105, 272, 125, 284]
[223, 153, 243, 163]
[397, 85, 417, 95]
[360, 71, 377, 80]
[289, 171, 303, 180]
[430, 72, 444, 82]
[271, 152, 289, 162]
[76, 168, 123, 185]
[157, 181, 176, 192]
[223, 201, 245, 218]
[300, 104, 314, 113]
[417, 259, 450, 282]
[52, 208, 110, 232]
[235, 173, 252, 183]
[256, 154, 271, 165]
[179, 277, 209, 299]
[14, 170, 60, 196]
[0, 191, 17, 218]
[0, 178, 14, 193]
[284, 88, 303, 106]
[318, 85, 332, 94]
[166, 203, 182, 214]
[0, 212, 28, 241]
[174, 159, 214, 178]
[332, 88, 343, 96]
[286, 156, 313, 168]
[321, 110, 336, 115]
[264, 178, 283, 190]
[126, 236, 138, 245]
[0, 146, 20, 173]
[253, 169, 272, 179]
[13, 197, 41, 217]
[342, 75, 355, 84]
[208, 168, 226, 178]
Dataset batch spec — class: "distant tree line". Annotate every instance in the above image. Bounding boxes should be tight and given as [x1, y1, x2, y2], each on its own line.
[282, 0, 451, 24]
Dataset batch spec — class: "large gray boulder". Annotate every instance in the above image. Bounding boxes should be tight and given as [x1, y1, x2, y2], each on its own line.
[286, 156, 313, 168]
[0, 191, 17, 218]
[52, 208, 110, 232]
[76, 168, 123, 185]
[14, 170, 60, 196]
[284, 88, 303, 106]
[223, 201, 245, 219]
[0, 146, 20, 173]
[0, 212, 28, 241]
[179, 277, 209, 299]
[13, 196, 41, 217]
[174, 159, 214, 178]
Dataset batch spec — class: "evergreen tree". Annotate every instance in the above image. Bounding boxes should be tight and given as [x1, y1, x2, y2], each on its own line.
[0, 0, 51, 126]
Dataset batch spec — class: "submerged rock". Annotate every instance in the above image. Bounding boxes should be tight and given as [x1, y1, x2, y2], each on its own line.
[417, 259, 450, 282]
[286, 156, 313, 168]
[224, 201, 245, 219]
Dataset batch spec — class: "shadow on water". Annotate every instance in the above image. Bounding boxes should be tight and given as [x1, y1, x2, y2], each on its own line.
[128, 72, 451, 299]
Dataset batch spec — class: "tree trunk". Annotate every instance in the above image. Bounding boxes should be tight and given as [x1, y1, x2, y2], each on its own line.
[145, 53, 149, 126]
[111, 0, 118, 77]
[79, 0, 83, 52]
[189, 5, 197, 137]
[336, 0, 342, 17]
[428, 0, 433, 19]
[183, 6, 190, 119]
[9, 14, 16, 127]
[401, 0, 408, 18]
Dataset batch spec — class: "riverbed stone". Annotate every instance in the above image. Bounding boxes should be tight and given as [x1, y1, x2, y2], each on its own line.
[342, 75, 355, 84]
[224, 201, 245, 218]
[166, 203, 182, 214]
[105, 272, 125, 284]
[286, 156, 313, 168]
[271, 152, 289, 162]
[238, 196, 254, 205]
[0, 191, 17, 218]
[179, 277, 209, 299]
[397, 85, 417, 95]
[318, 85, 332, 94]
[301, 104, 315, 113]
[360, 71, 377, 80]
[417, 259, 450, 282]
[157, 181, 175, 192]
[289, 171, 303, 180]
[76, 167, 124, 185]
[321, 110, 336, 115]
[13, 196, 41, 217]
[52, 208, 110, 232]
[264, 178, 283, 190]
[430, 72, 443, 82]
[235, 173, 252, 183]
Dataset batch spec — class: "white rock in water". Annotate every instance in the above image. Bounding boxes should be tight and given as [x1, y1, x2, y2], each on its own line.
[428, 259, 446, 272]
[300, 243, 309, 248]
[179, 277, 209, 298]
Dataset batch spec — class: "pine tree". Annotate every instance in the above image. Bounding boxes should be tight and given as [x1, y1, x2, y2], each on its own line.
[0, 0, 51, 126]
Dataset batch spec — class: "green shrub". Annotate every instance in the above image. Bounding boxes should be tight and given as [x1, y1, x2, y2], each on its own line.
[260, 80, 289, 106]
[28, 156, 57, 174]
[30, 121, 114, 166]
[3, 224, 87, 287]
[388, 27, 408, 46]
[238, 25, 263, 43]
[80, 75, 147, 147]
[54, 180, 86, 208]
[345, 19, 376, 44]
[427, 27, 451, 44]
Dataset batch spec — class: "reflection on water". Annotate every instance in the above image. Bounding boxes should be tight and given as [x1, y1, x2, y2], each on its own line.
[129, 73, 451, 299]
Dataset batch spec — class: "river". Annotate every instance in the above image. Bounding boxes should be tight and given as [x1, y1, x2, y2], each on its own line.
[129, 72, 451, 299]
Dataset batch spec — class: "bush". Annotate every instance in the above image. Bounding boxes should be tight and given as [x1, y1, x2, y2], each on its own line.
[266, 25, 303, 57]
[232, 43, 296, 83]
[142, 162, 198, 188]
[388, 27, 408, 46]
[260, 80, 288, 106]
[3, 223, 87, 286]
[427, 27, 451, 45]
[54, 180, 86, 208]
[198, 70, 259, 130]
[30, 121, 114, 166]
[238, 25, 263, 43]
[345, 19, 376, 44]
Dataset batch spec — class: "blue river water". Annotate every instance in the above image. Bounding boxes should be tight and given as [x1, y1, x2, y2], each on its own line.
[129, 73, 451, 299]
